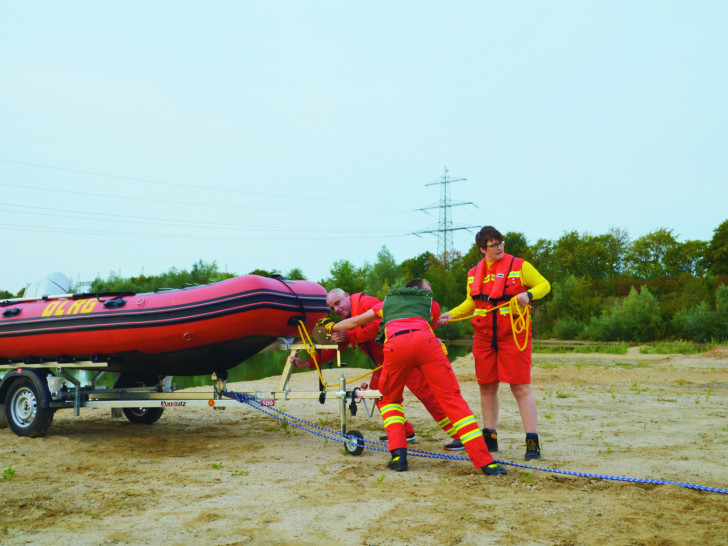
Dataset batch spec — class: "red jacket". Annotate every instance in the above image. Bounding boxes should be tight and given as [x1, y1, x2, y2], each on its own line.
[304, 292, 384, 367]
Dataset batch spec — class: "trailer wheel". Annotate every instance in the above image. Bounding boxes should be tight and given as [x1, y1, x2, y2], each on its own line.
[344, 430, 365, 456]
[114, 374, 164, 425]
[5, 377, 54, 437]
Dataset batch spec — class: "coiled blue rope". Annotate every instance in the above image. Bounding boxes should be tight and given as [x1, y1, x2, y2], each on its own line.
[222, 391, 727, 495]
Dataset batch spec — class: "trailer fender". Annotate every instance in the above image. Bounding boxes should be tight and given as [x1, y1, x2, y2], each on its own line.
[0, 368, 52, 410]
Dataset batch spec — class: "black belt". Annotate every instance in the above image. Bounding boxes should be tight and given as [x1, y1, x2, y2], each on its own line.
[390, 329, 419, 338]
[475, 294, 510, 303]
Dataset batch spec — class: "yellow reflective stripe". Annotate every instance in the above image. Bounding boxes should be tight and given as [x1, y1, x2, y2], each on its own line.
[460, 429, 484, 444]
[383, 416, 406, 427]
[508, 271, 522, 278]
[438, 417, 451, 428]
[466, 275, 474, 283]
[473, 309, 489, 316]
[380, 404, 404, 414]
[452, 415, 477, 432]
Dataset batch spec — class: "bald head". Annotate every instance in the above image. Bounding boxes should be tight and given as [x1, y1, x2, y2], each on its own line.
[326, 288, 352, 318]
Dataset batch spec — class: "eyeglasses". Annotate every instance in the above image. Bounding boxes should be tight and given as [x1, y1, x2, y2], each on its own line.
[486, 241, 505, 249]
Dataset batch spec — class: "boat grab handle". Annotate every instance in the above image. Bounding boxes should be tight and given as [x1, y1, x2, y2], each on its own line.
[103, 297, 127, 309]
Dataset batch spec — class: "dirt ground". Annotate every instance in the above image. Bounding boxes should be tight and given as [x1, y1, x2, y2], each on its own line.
[1, 346, 727, 545]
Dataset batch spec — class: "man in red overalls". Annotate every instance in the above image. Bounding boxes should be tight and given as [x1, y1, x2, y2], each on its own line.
[327, 280, 506, 476]
[294, 288, 462, 447]
[440, 226, 550, 460]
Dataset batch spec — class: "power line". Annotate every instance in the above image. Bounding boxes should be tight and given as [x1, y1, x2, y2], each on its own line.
[0, 158, 401, 207]
[413, 167, 479, 263]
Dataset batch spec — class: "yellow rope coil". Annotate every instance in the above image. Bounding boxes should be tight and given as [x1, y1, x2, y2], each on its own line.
[447, 296, 531, 351]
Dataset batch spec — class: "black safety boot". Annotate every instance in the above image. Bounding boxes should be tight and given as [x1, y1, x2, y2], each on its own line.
[525, 433, 541, 461]
[483, 428, 498, 452]
[481, 463, 507, 476]
[387, 448, 408, 471]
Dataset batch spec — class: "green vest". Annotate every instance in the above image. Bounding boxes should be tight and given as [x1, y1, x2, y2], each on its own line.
[376, 287, 433, 344]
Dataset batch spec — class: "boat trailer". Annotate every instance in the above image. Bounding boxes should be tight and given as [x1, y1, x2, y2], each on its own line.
[0, 338, 382, 455]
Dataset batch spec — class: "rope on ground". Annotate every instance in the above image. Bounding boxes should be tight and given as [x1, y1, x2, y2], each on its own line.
[223, 390, 728, 496]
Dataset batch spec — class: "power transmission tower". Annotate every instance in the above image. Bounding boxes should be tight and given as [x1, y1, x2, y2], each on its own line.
[413, 167, 479, 264]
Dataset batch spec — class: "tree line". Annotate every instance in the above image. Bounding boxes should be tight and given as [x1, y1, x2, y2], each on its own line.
[3, 220, 727, 343]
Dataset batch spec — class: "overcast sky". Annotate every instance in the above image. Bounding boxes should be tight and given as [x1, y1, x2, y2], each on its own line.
[1, 1, 726, 293]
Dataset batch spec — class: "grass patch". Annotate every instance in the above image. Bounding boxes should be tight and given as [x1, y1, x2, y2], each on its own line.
[556, 390, 575, 398]
[639, 340, 719, 355]
[533, 342, 628, 355]
[613, 362, 648, 369]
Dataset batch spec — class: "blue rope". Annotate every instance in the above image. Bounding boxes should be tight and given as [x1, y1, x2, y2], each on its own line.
[222, 391, 728, 495]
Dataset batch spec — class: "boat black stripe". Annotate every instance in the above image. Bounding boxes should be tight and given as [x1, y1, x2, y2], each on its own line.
[0, 290, 327, 339]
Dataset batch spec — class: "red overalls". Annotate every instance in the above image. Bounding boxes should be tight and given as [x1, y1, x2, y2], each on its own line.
[310, 293, 455, 439]
[374, 294, 494, 469]
[469, 254, 532, 384]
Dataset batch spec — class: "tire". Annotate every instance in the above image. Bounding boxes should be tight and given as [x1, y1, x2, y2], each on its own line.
[344, 429, 365, 456]
[5, 377, 54, 437]
[114, 374, 164, 425]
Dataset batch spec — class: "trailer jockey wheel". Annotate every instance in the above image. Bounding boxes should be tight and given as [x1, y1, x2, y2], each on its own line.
[5, 377, 54, 437]
[344, 430, 365, 456]
[114, 374, 164, 425]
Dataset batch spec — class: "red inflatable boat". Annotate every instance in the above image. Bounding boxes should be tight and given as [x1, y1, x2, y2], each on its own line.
[0, 275, 329, 376]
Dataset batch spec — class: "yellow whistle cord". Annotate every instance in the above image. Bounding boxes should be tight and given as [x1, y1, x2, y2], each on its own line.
[446, 296, 531, 352]
[296, 322, 380, 388]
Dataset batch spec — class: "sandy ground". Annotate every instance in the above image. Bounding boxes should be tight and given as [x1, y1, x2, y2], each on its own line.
[1, 346, 727, 545]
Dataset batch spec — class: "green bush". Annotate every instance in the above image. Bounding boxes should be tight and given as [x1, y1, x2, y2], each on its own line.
[552, 316, 587, 339]
[672, 302, 715, 342]
[715, 284, 728, 341]
[583, 287, 663, 341]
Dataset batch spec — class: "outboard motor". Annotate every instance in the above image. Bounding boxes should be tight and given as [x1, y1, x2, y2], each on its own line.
[23, 272, 71, 298]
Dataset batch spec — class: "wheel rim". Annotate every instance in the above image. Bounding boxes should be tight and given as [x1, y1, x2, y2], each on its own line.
[10, 386, 37, 429]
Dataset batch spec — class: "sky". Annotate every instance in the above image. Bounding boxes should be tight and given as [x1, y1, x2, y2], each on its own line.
[1, 1, 727, 293]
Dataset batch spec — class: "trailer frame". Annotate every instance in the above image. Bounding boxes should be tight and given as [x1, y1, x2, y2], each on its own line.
[0, 338, 381, 454]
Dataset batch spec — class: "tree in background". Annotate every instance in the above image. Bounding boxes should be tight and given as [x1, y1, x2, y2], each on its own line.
[502, 231, 529, 260]
[524, 238, 555, 280]
[543, 274, 602, 339]
[91, 260, 233, 293]
[716, 284, 728, 339]
[248, 268, 277, 277]
[598, 228, 631, 278]
[285, 267, 307, 280]
[663, 240, 709, 277]
[706, 219, 728, 275]
[324, 259, 368, 295]
[400, 251, 433, 280]
[364, 246, 402, 300]
[625, 228, 679, 278]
